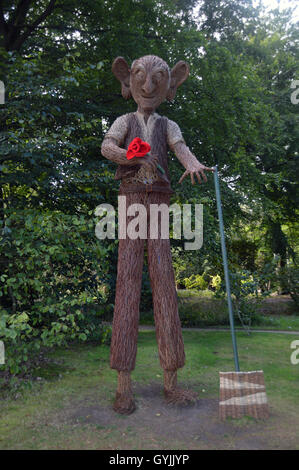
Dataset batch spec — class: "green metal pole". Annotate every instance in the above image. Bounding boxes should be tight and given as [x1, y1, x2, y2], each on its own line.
[213, 165, 240, 372]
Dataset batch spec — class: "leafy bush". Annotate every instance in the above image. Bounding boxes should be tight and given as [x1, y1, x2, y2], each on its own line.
[278, 265, 299, 309]
[177, 295, 275, 329]
[228, 270, 266, 333]
[178, 298, 229, 327]
[178, 289, 215, 299]
[210, 274, 222, 291]
[99, 324, 112, 346]
[183, 274, 208, 290]
[0, 208, 111, 376]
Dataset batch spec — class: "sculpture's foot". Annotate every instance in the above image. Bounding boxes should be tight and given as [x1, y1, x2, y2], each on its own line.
[163, 369, 198, 405]
[164, 387, 198, 405]
[113, 391, 136, 415]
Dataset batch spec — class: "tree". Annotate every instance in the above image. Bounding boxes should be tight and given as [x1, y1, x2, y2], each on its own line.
[0, 0, 59, 51]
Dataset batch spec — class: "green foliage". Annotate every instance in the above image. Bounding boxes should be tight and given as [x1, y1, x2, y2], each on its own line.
[228, 269, 266, 334]
[178, 297, 229, 327]
[278, 265, 299, 309]
[183, 274, 208, 290]
[0, 208, 111, 374]
[99, 324, 112, 346]
[210, 274, 222, 291]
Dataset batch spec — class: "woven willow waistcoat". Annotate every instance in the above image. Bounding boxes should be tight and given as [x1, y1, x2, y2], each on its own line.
[115, 113, 174, 194]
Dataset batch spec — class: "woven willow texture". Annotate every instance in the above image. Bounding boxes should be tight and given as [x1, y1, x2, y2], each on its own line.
[110, 191, 185, 372]
[219, 371, 269, 420]
[106, 113, 173, 193]
[113, 371, 136, 415]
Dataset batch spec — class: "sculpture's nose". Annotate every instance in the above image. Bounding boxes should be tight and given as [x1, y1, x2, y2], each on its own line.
[141, 75, 155, 95]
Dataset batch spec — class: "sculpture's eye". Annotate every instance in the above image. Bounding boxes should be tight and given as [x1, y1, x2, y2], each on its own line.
[135, 69, 145, 80]
[154, 71, 164, 82]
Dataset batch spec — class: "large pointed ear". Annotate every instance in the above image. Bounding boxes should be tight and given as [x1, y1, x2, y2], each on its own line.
[112, 56, 132, 100]
[166, 61, 189, 101]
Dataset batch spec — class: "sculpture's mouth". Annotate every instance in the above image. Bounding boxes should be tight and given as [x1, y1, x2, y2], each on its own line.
[141, 94, 156, 99]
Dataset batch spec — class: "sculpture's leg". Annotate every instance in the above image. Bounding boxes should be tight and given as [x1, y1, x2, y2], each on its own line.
[146, 192, 198, 405]
[147, 192, 185, 371]
[110, 192, 145, 414]
[113, 371, 135, 415]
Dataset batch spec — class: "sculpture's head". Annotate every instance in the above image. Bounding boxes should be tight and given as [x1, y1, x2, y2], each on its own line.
[112, 55, 189, 113]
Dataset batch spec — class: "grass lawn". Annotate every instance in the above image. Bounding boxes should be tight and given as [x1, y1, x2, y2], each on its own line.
[0, 330, 298, 450]
[242, 315, 299, 331]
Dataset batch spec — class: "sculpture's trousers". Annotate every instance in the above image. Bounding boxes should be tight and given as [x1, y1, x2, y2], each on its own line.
[110, 191, 185, 372]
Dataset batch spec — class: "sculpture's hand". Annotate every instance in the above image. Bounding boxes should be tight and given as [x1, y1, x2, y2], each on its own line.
[179, 161, 214, 185]
[139, 153, 159, 171]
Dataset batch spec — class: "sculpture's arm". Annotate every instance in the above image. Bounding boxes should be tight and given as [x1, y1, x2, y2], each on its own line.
[101, 137, 158, 170]
[101, 137, 136, 166]
[171, 141, 214, 185]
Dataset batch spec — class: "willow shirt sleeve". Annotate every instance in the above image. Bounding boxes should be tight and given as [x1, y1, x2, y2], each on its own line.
[166, 119, 186, 149]
[103, 114, 129, 146]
